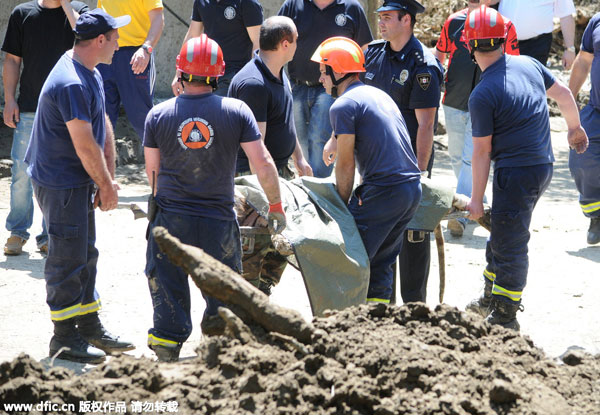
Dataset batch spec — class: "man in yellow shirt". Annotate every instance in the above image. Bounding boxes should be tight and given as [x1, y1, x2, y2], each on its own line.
[97, 0, 164, 147]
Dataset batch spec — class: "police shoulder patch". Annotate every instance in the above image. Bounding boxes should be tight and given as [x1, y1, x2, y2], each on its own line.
[416, 73, 432, 91]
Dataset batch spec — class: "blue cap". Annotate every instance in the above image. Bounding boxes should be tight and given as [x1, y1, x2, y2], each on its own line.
[376, 0, 425, 16]
[73, 8, 131, 40]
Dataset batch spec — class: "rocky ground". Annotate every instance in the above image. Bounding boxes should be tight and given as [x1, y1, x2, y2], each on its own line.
[1, 304, 599, 415]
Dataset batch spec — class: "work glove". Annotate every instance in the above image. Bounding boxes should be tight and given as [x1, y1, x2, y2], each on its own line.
[268, 202, 286, 235]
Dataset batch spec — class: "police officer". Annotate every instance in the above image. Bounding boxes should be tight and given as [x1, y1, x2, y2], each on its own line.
[171, 0, 263, 97]
[464, 6, 587, 330]
[144, 35, 285, 361]
[278, 0, 372, 178]
[314, 36, 422, 304]
[568, 12, 600, 245]
[362, 0, 443, 303]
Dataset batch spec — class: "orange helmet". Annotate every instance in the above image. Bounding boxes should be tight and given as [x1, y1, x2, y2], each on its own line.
[310, 37, 365, 74]
[176, 34, 225, 78]
[463, 5, 507, 51]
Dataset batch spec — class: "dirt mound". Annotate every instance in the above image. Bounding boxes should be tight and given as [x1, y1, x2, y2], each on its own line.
[1, 303, 599, 414]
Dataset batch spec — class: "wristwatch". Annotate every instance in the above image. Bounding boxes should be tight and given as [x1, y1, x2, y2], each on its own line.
[566, 46, 576, 53]
[142, 44, 153, 54]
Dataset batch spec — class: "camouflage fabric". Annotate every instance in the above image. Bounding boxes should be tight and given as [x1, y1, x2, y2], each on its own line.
[236, 163, 295, 288]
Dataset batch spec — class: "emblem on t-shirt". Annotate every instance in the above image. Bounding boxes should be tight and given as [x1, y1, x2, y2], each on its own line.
[224, 6, 236, 20]
[177, 117, 214, 150]
[335, 14, 347, 26]
[416, 73, 431, 91]
[399, 69, 409, 85]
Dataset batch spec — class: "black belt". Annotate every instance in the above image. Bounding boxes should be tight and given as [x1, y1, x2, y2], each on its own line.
[292, 78, 321, 87]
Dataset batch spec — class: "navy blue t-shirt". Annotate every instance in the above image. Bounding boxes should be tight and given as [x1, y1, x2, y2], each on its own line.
[364, 36, 443, 145]
[469, 55, 556, 168]
[229, 52, 297, 171]
[581, 12, 600, 111]
[278, 0, 372, 84]
[143, 93, 261, 220]
[329, 82, 420, 186]
[192, 0, 263, 74]
[25, 53, 106, 190]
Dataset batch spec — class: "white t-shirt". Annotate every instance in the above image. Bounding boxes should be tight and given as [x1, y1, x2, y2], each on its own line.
[499, 0, 575, 40]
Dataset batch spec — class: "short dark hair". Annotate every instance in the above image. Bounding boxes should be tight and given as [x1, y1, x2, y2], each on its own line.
[260, 17, 295, 51]
[398, 11, 416, 29]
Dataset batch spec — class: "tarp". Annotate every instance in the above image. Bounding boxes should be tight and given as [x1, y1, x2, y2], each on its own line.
[235, 176, 370, 316]
[234, 176, 455, 316]
[407, 177, 455, 232]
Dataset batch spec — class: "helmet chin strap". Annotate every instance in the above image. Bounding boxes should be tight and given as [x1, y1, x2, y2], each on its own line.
[326, 66, 353, 99]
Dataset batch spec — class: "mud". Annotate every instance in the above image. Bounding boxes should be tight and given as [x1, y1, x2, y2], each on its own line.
[1, 303, 599, 415]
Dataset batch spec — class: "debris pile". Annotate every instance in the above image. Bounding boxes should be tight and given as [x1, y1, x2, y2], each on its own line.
[1, 303, 599, 415]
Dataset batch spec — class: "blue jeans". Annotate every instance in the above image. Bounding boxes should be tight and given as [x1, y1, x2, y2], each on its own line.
[33, 183, 101, 320]
[292, 84, 334, 178]
[6, 112, 47, 246]
[145, 210, 242, 344]
[444, 105, 473, 199]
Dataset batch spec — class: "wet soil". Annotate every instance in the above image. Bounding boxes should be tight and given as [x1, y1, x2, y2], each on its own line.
[1, 303, 599, 415]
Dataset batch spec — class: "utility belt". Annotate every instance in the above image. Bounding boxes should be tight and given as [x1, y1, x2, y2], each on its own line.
[291, 78, 321, 88]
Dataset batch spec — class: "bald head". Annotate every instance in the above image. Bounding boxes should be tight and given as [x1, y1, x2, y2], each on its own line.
[260, 16, 297, 51]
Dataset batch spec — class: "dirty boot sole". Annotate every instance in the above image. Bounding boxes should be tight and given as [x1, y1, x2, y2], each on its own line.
[49, 347, 106, 364]
[465, 299, 490, 318]
[87, 338, 136, 354]
[447, 219, 465, 238]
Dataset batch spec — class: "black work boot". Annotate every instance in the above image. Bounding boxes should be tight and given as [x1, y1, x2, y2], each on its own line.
[149, 344, 181, 363]
[587, 217, 600, 245]
[200, 313, 226, 336]
[258, 279, 274, 296]
[485, 298, 523, 331]
[50, 319, 106, 364]
[77, 313, 135, 354]
[465, 277, 493, 318]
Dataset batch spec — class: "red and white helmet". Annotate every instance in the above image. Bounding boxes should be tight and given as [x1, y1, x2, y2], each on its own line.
[176, 34, 225, 78]
[463, 5, 508, 51]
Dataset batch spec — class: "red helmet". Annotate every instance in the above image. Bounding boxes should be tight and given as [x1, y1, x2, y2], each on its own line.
[176, 34, 225, 78]
[463, 5, 507, 49]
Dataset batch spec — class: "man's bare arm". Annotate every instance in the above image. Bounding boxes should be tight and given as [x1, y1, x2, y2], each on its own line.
[144, 147, 160, 194]
[3, 53, 22, 128]
[568, 50, 593, 99]
[241, 139, 282, 204]
[335, 134, 356, 204]
[246, 25, 260, 53]
[66, 118, 118, 210]
[414, 107, 437, 171]
[104, 114, 116, 179]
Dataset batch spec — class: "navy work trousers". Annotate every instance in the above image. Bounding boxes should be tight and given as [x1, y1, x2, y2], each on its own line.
[486, 164, 553, 304]
[33, 183, 101, 320]
[348, 181, 422, 301]
[98, 47, 154, 139]
[569, 105, 600, 217]
[145, 210, 242, 344]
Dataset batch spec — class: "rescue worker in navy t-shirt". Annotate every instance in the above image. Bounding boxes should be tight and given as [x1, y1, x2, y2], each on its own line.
[144, 35, 285, 362]
[228, 16, 312, 296]
[568, 12, 600, 245]
[464, 6, 588, 331]
[314, 37, 422, 304]
[171, 0, 263, 97]
[362, 0, 443, 304]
